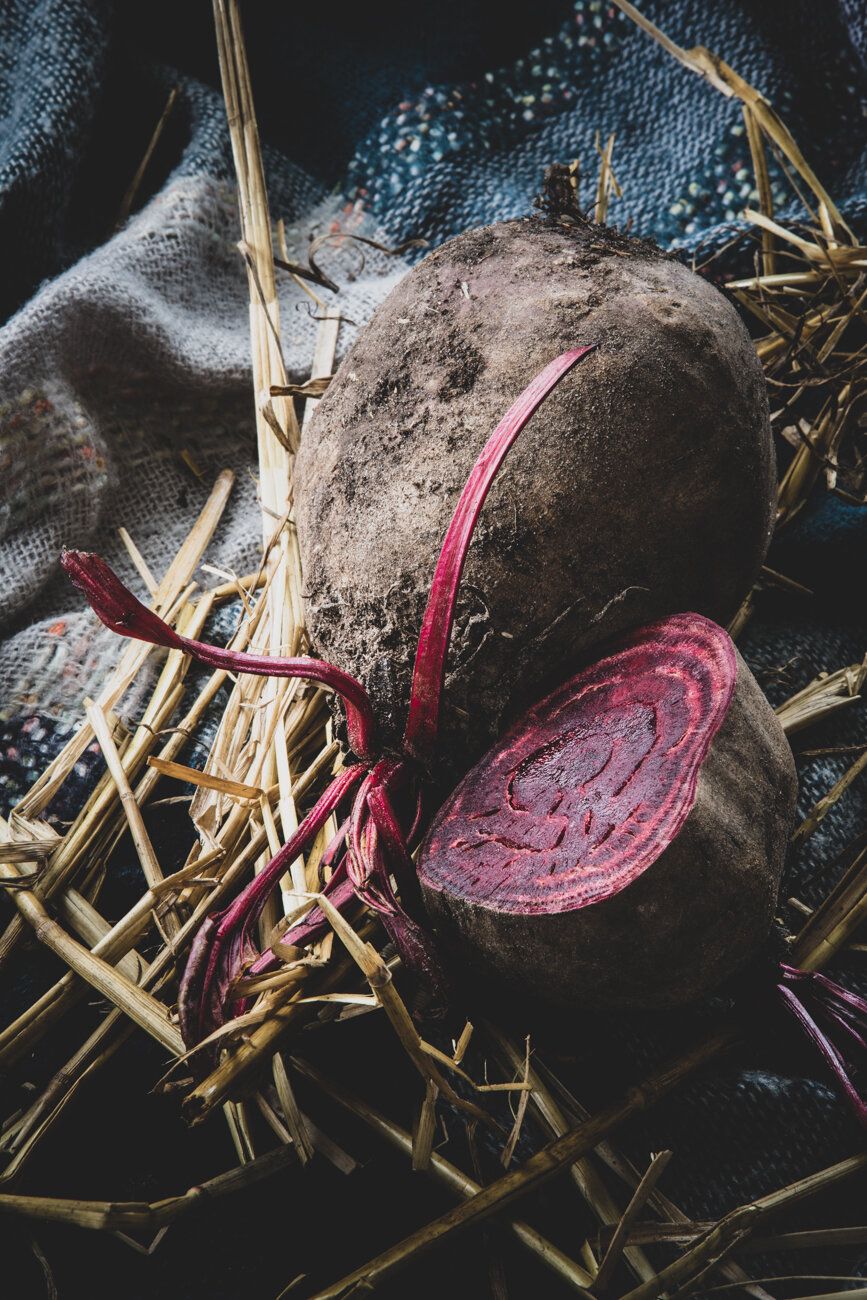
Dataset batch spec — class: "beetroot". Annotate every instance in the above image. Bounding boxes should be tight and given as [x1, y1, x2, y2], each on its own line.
[62, 347, 792, 1044]
[63, 349, 867, 1125]
[295, 211, 775, 763]
[419, 613, 797, 1009]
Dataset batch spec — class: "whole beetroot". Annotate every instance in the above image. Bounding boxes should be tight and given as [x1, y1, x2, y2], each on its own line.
[295, 211, 774, 766]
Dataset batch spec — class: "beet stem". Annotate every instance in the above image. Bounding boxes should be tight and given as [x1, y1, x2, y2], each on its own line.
[177, 764, 365, 1046]
[403, 346, 595, 766]
[366, 782, 422, 916]
[215, 766, 365, 939]
[61, 549, 378, 761]
[778, 965, 867, 1128]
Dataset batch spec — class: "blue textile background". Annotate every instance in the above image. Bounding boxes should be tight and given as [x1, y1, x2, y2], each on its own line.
[1, 2, 867, 1297]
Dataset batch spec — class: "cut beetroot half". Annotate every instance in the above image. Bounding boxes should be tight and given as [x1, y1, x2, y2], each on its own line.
[419, 613, 797, 1009]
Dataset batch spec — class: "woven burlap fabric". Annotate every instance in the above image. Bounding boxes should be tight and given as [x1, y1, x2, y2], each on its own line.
[1, 2, 867, 1296]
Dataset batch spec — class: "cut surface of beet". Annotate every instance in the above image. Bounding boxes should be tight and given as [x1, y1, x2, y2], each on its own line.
[419, 613, 736, 916]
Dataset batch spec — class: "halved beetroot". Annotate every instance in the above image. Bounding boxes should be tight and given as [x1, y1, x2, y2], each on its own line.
[419, 614, 797, 1008]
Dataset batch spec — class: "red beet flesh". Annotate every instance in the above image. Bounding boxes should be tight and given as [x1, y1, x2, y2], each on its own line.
[421, 614, 734, 913]
[419, 613, 797, 1008]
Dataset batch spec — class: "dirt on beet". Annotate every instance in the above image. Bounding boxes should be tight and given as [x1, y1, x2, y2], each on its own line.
[295, 215, 775, 769]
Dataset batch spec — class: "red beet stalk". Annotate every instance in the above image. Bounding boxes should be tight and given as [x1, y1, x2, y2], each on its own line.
[178, 765, 365, 1047]
[778, 965, 867, 1129]
[403, 345, 595, 767]
[59, 355, 867, 1133]
[60, 550, 378, 762]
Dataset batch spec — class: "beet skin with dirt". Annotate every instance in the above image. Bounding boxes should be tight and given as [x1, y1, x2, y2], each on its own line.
[295, 215, 775, 767]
